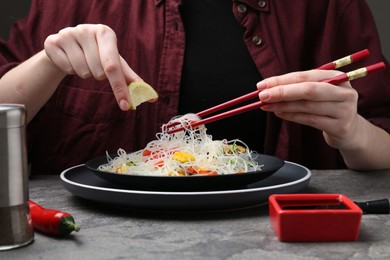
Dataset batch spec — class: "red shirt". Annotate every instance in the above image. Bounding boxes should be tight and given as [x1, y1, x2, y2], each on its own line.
[1, 0, 390, 174]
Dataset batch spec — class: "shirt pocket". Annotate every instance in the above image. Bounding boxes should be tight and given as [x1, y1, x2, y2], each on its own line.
[56, 85, 133, 123]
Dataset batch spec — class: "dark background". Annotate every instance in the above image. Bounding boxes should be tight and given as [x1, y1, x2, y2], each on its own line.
[0, 0, 389, 61]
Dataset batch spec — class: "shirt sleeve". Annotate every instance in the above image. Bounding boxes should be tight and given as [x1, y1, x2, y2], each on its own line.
[0, 0, 82, 77]
[339, 0, 390, 133]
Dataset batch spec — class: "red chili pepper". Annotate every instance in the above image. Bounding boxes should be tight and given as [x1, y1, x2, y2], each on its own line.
[29, 200, 80, 236]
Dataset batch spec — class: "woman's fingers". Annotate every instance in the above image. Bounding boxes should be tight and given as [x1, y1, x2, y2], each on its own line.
[258, 81, 349, 104]
[56, 28, 92, 79]
[94, 25, 130, 110]
[74, 25, 106, 80]
[44, 33, 76, 75]
[257, 69, 343, 91]
[259, 80, 358, 105]
[44, 24, 138, 111]
[256, 69, 360, 148]
[259, 82, 358, 128]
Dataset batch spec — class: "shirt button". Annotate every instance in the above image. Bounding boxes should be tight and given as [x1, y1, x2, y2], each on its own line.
[252, 35, 262, 46]
[237, 4, 247, 13]
[258, 1, 266, 8]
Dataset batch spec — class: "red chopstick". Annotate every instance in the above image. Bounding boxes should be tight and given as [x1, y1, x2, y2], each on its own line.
[316, 49, 370, 70]
[322, 62, 385, 85]
[166, 61, 386, 134]
[164, 49, 371, 130]
[167, 49, 371, 125]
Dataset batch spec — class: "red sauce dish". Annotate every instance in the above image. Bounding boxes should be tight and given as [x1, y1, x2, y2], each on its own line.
[269, 194, 362, 242]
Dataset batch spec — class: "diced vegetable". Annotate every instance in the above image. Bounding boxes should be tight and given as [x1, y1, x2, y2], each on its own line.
[187, 166, 218, 176]
[225, 144, 246, 154]
[172, 151, 195, 163]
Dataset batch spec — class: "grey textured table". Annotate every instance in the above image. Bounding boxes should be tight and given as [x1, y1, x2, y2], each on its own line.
[2, 169, 390, 260]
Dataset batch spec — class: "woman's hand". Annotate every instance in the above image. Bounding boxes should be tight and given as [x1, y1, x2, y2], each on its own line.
[256, 69, 390, 170]
[44, 24, 141, 111]
[256, 69, 361, 150]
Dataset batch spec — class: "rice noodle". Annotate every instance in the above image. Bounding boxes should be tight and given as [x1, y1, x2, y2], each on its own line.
[98, 113, 262, 176]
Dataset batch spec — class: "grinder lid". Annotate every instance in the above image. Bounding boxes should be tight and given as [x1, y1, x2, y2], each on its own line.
[0, 104, 26, 129]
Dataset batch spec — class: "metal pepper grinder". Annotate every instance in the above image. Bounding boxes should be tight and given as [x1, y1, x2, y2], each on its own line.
[0, 104, 34, 250]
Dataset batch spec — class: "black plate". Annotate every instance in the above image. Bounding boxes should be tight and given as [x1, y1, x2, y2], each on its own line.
[85, 154, 285, 191]
[61, 161, 311, 211]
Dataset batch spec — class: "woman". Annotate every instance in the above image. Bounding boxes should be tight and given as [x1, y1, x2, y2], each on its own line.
[1, 0, 390, 174]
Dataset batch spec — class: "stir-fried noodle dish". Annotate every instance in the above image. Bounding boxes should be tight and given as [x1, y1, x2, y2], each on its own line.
[98, 114, 263, 176]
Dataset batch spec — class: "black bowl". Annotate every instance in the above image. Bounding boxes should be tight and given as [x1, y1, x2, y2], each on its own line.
[85, 153, 285, 192]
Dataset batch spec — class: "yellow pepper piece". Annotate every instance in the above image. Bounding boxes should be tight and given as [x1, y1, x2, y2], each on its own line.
[172, 151, 195, 163]
[115, 164, 126, 173]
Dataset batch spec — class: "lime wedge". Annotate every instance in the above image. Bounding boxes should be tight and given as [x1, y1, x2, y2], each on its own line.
[128, 81, 158, 110]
